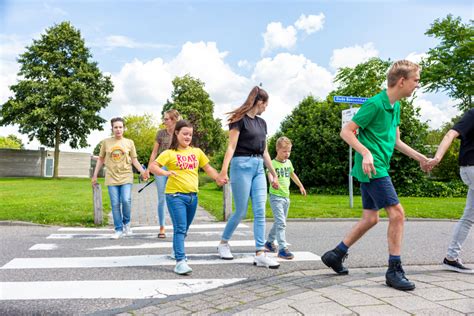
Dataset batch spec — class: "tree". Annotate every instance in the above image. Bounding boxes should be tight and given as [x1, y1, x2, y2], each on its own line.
[0, 135, 24, 149]
[420, 15, 474, 112]
[270, 96, 349, 189]
[123, 114, 159, 166]
[163, 74, 225, 154]
[0, 21, 114, 177]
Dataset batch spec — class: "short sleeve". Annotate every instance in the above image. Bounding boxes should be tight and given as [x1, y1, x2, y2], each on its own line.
[453, 109, 474, 137]
[129, 140, 138, 158]
[99, 141, 106, 158]
[289, 160, 294, 173]
[229, 118, 244, 131]
[352, 101, 379, 129]
[156, 150, 169, 167]
[197, 148, 210, 168]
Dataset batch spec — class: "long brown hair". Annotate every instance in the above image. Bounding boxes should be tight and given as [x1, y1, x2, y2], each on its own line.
[169, 120, 194, 150]
[227, 86, 269, 123]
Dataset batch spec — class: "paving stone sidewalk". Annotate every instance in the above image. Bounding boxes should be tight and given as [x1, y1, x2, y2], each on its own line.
[120, 265, 474, 315]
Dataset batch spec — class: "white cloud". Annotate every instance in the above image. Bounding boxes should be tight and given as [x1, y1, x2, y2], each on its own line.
[252, 53, 335, 134]
[405, 52, 428, 64]
[237, 59, 251, 69]
[262, 22, 297, 55]
[330, 42, 379, 69]
[411, 92, 460, 130]
[294, 13, 325, 34]
[102, 35, 174, 50]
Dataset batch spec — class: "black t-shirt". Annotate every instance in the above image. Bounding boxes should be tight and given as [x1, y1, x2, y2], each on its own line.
[453, 108, 474, 166]
[229, 115, 267, 156]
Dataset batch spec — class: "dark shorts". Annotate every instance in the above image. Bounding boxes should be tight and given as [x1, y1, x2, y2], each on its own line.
[360, 176, 399, 211]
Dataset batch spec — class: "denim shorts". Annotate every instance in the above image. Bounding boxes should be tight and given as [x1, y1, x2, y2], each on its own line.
[360, 176, 399, 210]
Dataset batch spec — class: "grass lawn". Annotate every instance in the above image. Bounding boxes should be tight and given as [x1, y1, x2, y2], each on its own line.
[0, 178, 466, 226]
[0, 177, 111, 226]
[198, 182, 466, 221]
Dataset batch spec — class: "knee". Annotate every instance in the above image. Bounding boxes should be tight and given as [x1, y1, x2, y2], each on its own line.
[362, 215, 379, 227]
[389, 205, 405, 223]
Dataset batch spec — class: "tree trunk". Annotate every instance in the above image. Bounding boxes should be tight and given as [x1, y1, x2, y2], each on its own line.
[53, 127, 60, 178]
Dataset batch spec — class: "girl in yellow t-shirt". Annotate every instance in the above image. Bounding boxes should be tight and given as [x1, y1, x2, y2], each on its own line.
[149, 120, 226, 275]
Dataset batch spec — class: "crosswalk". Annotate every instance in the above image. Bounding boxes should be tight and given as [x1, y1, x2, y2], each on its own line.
[0, 223, 321, 301]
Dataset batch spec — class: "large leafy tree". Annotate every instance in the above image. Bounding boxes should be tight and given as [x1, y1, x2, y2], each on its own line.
[420, 15, 474, 112]
[163, 74, 225, 154]
[0, 21, 113, 177]
[123, 114, 159, 166]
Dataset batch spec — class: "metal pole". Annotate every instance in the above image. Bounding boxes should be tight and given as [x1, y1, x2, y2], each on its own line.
[349, 103, 354, 208]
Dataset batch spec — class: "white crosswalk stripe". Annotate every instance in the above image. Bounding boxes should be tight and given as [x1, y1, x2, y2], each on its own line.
[2, 222, 320, 300]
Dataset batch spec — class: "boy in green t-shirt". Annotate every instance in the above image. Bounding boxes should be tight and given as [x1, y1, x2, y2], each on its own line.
[321, 60, 430, 291]
[264, 137, 306, 259]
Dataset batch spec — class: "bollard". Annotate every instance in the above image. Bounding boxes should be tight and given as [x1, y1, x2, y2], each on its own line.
[223, 183, 232, 221]
[92, 183, 103, 225]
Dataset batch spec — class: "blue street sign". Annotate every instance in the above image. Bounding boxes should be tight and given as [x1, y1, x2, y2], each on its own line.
[333, 96, 369, 104]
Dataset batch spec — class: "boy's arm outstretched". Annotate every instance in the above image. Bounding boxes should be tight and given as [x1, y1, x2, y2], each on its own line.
[290, 172, 306, 196]
[394, 127, 429, 171]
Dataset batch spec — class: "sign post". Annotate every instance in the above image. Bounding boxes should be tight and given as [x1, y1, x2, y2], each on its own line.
[334, 96, 368, 208]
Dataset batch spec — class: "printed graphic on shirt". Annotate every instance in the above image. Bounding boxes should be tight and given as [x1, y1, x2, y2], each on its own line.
[110, 146, 125, 163]
[176, 154, 198, 170]
[276, 167, 291, 178]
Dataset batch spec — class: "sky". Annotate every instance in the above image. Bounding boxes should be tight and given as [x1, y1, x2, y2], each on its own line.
[0, 0, 472, 153]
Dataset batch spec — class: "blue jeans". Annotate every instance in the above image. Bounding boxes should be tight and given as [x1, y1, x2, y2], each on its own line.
[447, 166, 474, 260]
[166, 193, 198, 261]
[267, 194, 290, 250]
[155, 166, 168, 227]
[107, 184, 132, 232]
[222, 156, 267, 250]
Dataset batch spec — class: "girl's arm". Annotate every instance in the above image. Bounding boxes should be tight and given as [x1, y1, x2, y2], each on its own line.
[217, 129, 239, 184]
[290, 172, 306, 196]
[149, 161, 176, 177]
[146, 141, 160, 178]
[132, 157, 148, 181]
[202, 163, 225, 186]
[91, 157, 105, 185]
[263, 145, 279, 189]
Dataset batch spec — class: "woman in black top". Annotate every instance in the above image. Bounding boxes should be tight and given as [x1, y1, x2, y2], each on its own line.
[216, 86, 280, 269]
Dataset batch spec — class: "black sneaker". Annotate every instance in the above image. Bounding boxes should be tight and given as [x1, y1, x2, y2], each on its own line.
[321, 248, 349, 275]
[443, 258, 474, 274]
[385, 260, 415, 291]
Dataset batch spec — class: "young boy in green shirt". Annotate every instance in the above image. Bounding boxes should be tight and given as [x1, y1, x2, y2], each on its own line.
[321, 60, 429, 291]
[265, 137, 306, 259]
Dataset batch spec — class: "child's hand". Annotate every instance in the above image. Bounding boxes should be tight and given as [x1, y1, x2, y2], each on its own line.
[271, 178, 279, 189]
[166, 171, 177, 177]
[300, 187, 307, 196]
[215, 177, 227, 187]
[216, 172, 228, 185]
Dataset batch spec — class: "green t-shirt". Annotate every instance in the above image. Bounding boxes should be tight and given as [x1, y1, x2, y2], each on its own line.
[269, 159, 294, 198]
[351, 90, 400, 183]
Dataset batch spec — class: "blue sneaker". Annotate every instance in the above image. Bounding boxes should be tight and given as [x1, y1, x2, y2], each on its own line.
[278, 248, 294, 260]
[264, 241, 277, 253]
[174, 260, 192, 275]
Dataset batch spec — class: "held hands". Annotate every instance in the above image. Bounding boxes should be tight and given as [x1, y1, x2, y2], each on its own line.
[91, 176, 98, 186]
[140, 170, 149, 182]
[420, 157, 440, 172]
[271, 177, 279, 190]
[216, 172, 229, 187]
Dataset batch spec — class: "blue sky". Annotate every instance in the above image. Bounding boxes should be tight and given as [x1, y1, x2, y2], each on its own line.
[0, 0, 472, 152]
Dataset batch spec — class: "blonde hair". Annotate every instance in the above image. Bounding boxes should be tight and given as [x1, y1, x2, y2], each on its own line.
[227, 86, 269, 123]
[164, 109, 182, 122]
[387, 60, 420, 87]
[276, 136, 292, 149]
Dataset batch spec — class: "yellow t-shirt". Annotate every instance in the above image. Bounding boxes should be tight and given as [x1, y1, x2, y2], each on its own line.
[156, 147, 209, 193]
[99, 137, 137, 186]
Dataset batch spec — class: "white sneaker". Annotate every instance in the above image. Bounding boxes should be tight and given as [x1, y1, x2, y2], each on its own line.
[174, 260, 192, 275]
[254, 252, 280, 269]
[111, 231, 123, 239]
[218, 243, 234, 260]
[123, 224, 132, 236]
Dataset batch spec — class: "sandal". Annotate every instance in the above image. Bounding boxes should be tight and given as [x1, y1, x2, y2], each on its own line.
[158, 232, 166, 238]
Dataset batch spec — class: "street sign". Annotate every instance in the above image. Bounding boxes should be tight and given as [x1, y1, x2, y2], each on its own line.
[341, 107, 359, 128]
[333, 96, 368, 104]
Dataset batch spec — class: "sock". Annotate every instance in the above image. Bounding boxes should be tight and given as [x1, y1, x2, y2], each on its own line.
[336, 241, 349, 254]
[389, 255, 401, 262]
